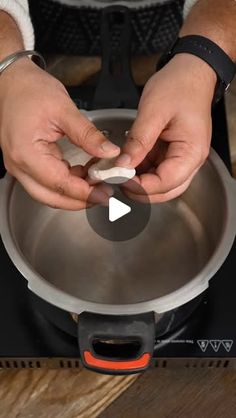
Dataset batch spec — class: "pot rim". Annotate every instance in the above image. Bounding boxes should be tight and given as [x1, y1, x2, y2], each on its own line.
[1, 109, 236, 315]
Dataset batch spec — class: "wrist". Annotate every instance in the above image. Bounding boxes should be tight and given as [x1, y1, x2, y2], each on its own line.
[0, 58, 37, 97]
[168, 53, 217, 98]
[166, 34, 236, 103]
[0, 55, 34, 76]
[180, 30, 235, 63]
[0, 51, 45, 88]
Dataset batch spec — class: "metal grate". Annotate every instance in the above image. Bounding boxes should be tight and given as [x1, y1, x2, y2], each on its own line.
[152, 358, 233, 369]
[154, 360, 167, 368]
[0, 357, 233, 369]
[0, 359, 42, 369]
[59, 359, 80, 369]
[0, 358, 81, 369]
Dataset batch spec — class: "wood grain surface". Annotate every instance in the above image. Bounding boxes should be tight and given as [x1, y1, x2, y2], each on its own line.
[1, 367, 236, 418]
[0, 368, 138, 418]
[99, 369, 236, 418]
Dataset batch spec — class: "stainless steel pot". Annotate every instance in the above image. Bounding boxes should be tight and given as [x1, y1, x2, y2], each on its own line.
[1, 109, 236, 374]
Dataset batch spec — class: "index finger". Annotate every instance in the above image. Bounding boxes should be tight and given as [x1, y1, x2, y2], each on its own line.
[115, 108, 165, 168]
[21, 142, 111, 204]
[59, 106, 120, 159]
[123, 141, 205, 195]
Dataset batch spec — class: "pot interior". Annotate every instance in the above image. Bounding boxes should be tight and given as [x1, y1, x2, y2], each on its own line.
[8, 112, 227, 305]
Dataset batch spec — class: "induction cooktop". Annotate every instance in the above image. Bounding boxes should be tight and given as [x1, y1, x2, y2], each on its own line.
[0, 88, 235, 371]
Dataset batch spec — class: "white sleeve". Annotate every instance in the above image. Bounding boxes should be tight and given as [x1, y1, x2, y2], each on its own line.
[183, 0, 198, 18]
[0, 0, 34, 50]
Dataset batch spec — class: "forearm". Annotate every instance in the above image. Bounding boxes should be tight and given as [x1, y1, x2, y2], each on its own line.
[0, 0, 34, 50]
[180, 0, 236, 61]
[0, 11, 23, 61]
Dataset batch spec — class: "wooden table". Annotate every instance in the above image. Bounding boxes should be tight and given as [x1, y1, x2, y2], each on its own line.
[1, 367, 236, 418]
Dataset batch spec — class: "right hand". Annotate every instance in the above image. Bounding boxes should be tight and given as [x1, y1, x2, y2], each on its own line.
[0, 58, 120, 210]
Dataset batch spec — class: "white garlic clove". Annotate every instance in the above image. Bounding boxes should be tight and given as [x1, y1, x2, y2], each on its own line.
[88, 158, 136, 184]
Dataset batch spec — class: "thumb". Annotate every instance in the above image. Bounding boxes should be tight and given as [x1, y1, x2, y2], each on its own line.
[115, 108, 165, 168]
[60, 106, 120, 158]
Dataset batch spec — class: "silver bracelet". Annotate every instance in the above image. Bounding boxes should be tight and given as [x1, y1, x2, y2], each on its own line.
[0, 50, 46, 75]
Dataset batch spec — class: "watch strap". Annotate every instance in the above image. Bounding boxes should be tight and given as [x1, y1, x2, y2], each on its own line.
[170, 35, 236, 91]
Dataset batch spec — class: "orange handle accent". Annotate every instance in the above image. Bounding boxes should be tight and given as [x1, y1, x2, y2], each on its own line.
[84, 350, 151, 371]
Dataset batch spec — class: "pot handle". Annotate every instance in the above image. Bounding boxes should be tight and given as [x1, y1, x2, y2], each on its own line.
[78, 311, 155, 375]
[93, 5, 139, 109]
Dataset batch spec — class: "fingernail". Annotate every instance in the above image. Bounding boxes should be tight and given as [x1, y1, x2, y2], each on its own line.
[99, 185, 114, 197]
[90, 189, 108, 203]
[116, 153, 131, 167]
[89, 189, 112, 206]
[101, 141, 120, 154]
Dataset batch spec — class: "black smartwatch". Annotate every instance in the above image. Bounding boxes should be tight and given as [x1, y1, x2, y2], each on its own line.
[164, 35, 236, 103]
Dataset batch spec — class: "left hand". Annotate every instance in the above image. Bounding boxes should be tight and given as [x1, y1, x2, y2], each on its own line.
[115, 53, 217, 203]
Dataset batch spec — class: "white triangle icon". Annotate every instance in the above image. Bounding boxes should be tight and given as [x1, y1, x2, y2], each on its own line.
[197, 340, 209, 352]
[210, 340, 222, 352]
[109, 197, 131, 222]
[222, 340, 233, 352]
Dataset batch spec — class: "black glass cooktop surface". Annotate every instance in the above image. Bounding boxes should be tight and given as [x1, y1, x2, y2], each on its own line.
[0, 94, 235, 369]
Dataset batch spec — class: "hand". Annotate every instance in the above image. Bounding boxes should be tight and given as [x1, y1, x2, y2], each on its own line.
[0, 59, 120, 210]
[115, 54, 217, 203]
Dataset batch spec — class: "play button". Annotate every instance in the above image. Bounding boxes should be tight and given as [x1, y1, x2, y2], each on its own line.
[109, 197, 131, 222]
[86, 178, 151, 242]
